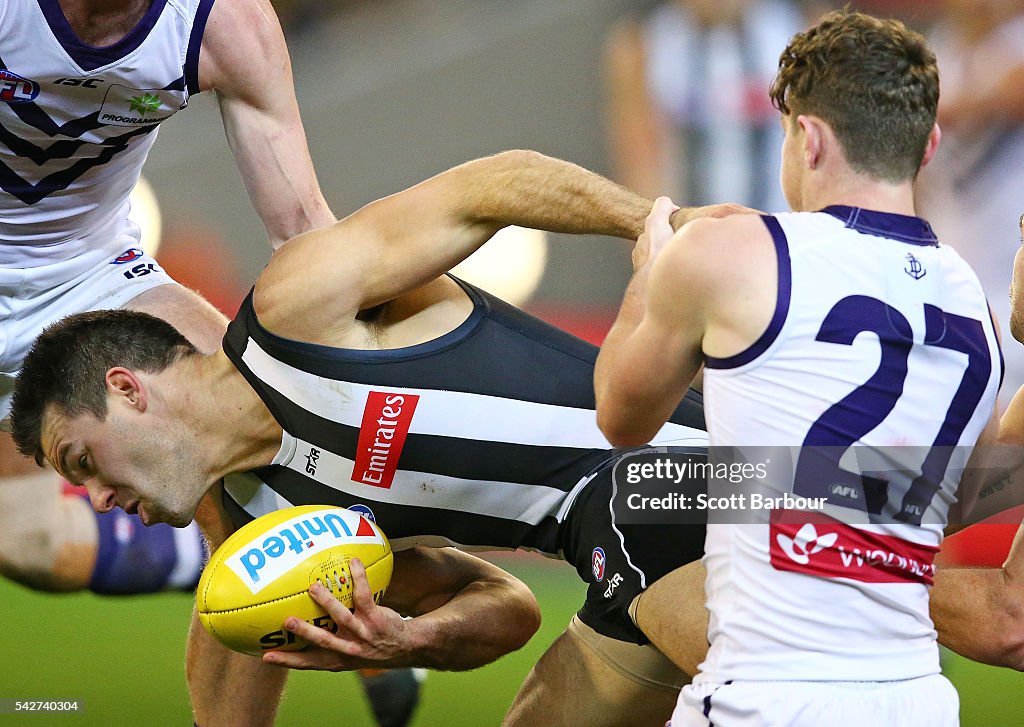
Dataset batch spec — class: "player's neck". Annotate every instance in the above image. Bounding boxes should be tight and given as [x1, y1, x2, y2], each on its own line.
[58, 0, 152, 47]
[170, 353, 283, 483]
[798, 173, 919, 219]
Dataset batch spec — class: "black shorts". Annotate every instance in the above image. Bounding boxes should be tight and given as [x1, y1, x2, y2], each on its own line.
[560, 448, 707, 644]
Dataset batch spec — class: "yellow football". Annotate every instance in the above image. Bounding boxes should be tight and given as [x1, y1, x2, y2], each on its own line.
[196, 505, 393, 655]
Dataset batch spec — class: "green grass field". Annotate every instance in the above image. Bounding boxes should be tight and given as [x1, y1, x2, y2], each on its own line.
[2, 553, 1022, 725]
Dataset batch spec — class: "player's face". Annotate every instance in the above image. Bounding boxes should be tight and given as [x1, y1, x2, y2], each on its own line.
[41, 405, 202, 527]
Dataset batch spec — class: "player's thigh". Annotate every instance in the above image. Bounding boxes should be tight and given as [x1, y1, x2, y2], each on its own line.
[122, 284, 228, 354]
[503, 617, 682, 727]
[633, 560, 709, 677]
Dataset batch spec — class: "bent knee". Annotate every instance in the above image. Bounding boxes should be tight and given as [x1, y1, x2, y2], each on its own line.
[0, 481, 97, 591]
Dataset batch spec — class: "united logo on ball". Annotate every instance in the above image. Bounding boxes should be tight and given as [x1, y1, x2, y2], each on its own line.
[196, 505, 393, 655]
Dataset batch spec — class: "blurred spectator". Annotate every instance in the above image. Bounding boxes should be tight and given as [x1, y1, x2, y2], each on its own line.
[919, 0, 1024, 398]
[603, 0, 804, 211]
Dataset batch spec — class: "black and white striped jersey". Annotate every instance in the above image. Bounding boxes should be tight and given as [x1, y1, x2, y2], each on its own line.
[221, 277, 708, 554]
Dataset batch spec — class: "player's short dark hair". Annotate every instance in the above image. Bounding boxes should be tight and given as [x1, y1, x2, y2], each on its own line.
[769, 10, 939, 182]
[10, 310, 197, 466]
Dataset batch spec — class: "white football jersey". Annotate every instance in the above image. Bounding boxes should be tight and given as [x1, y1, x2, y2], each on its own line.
[0, 0, 211, 267]
[699, 206, 1001, 682]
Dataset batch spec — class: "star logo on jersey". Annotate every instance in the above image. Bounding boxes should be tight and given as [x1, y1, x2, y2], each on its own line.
[904, 253, 926, 280]
[129, 93, 162, 115]
[775, 523, 837, 565]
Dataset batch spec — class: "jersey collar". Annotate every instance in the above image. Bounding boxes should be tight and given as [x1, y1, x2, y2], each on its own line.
[820, 205, 939, 247]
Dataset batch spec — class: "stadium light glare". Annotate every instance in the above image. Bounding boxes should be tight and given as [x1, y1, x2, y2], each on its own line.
[450, 225, 548, 306]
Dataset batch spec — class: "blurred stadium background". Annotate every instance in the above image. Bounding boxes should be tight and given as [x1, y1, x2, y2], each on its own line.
[8, 0, 1024, 723]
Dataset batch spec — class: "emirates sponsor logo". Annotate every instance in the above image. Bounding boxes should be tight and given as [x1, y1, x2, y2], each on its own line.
[769, 510, 938, 585]
[352, 392, 419, 489]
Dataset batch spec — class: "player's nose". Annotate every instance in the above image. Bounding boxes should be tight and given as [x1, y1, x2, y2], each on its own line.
[85, 481, 116, 513]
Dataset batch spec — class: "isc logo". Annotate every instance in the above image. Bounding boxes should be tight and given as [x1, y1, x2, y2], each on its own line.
[226, 509, 379, 593]
[0, 70, 40, 103]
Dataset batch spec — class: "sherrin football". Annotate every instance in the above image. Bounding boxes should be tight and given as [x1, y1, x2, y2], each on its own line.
[196, 505, 393, 655]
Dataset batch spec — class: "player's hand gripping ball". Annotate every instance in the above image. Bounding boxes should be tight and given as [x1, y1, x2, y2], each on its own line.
[196, 505, 393, 655]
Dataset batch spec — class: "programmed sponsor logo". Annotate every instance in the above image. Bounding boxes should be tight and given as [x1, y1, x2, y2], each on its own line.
[353, 391, 419, 489]
[225, 509, 381, 594]
[99, 84, 176, 127]
[769, 510, 938, 585]
[0, 70, 40, 103]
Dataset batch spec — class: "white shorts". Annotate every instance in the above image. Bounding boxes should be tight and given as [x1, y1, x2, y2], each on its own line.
[0, 245, 176, 421]
[671, 674, 959, 727]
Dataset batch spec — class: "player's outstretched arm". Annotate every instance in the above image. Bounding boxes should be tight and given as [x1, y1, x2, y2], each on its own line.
[199, 0, 334, 249]
[263, 547, 541, 673]
[931, 523, 1024, 671]
[187, 488, 288, 727]
[255, 150, 655, 327]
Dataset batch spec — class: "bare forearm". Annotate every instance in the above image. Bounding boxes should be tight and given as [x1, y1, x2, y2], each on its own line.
[187, 611, 288, 726]
[456, 150, 651, 240]
[1012, 246, 1024, 343]
[402, 577, 541, 671]
[933, 522, 1024, 670]
[932, 566, 1024, 670]
[595, 266, 650, 408]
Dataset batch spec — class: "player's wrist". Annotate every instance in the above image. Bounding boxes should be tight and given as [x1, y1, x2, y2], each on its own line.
[396, 615, 445, 669]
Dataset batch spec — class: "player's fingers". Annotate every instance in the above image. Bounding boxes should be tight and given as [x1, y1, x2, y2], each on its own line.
[307, 575, 374, 642]
[306, 581, 370, 641]
[646, 196, 676, 229]
[349, 558, 377, 615]
[263, 649, 347, 672]
[284, 616, 365, 656]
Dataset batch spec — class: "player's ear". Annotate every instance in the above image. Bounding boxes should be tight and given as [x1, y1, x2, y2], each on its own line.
[797, 114, 824, 170]
[105, 368, 148, 413]
[920, 123, 941, 170]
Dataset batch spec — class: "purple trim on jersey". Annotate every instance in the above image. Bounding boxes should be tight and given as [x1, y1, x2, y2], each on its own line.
[185, 0, 217, 95]
[702, 680, 731, 726]
[37, 0, 168, 72]
[821, 205, 939, 247]
[705, 216, 792, 370]
[987, 303, 1006, 390]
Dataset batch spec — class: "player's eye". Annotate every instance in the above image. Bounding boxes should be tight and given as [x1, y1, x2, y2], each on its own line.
[78, 454, 88, 472]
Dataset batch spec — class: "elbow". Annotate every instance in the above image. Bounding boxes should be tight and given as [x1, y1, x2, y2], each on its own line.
[984, 581, 1024, 670]
[1012, 313, 1024, 346]
[996, 607, 1024, 671]
[491, 148, 544, 166]
[596, 408, 654, 449]
[501, 574, 542, 653]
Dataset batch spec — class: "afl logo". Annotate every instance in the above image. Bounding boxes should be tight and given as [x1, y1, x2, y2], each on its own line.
[0, 70, 40, 104]
[348, 504, 376, 523]
[591, 547, 606, 582]
[110, 247, 145, 264]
